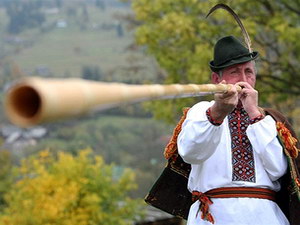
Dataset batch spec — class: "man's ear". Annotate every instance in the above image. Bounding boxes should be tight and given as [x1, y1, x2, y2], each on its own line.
[211, 72, 221, 84]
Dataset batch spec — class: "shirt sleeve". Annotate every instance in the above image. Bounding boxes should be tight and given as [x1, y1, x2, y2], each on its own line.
[246, 115, 288, 181]
[178, 101, 224, 164]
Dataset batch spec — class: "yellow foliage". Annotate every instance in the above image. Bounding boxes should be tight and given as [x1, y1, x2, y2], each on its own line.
[0, 149, 142, 225]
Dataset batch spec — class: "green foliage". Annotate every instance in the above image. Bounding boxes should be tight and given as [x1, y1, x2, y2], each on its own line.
[24, 115, 172, 197]
[3, 0, 45, 34]
[132, 0, 300, 122]
[81, 65, 104, 81]
[0, 149, 143, 225]
[0, 151, 13, 210]
[32, 115, 171, 165]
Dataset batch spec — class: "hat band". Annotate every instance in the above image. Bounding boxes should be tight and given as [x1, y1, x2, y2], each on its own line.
[215, 52, 254, 67]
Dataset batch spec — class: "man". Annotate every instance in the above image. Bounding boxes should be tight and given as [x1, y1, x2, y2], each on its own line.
[177, 36, 291, 225]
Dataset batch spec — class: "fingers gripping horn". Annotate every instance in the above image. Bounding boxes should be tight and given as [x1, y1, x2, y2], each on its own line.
[206, 3, 252, 53]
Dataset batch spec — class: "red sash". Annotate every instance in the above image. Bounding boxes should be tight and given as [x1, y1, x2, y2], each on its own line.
[192, 187, 276, 224]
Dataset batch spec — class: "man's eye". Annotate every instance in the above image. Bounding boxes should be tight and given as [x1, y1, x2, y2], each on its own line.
[230, 71, 239, 75]
[246, 70, 254, 75]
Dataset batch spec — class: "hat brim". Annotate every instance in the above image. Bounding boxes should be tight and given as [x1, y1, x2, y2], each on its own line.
[209, 51, 259, 72]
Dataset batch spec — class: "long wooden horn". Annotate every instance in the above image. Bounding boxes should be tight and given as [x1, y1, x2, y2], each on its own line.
[4, 77, 240, 127]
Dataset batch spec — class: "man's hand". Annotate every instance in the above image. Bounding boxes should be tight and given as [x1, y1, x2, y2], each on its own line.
[210, 80, 239, 122]
[236, 81, 261, 119]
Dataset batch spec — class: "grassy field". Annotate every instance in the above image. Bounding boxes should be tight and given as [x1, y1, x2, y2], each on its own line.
[4, 5, 146, 79]
[14, 27, 131, 77]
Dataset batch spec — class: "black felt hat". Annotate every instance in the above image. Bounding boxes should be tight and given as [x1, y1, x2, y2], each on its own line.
[209, 36, 259, 72]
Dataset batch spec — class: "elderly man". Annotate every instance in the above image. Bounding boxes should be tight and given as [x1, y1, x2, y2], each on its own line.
[177, 36, 290, 225]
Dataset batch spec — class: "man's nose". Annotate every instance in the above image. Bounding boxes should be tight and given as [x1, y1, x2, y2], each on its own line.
[239, 72, 247, 81]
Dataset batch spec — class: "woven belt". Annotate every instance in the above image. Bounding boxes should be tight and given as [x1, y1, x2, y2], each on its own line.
[192, 187, 276, 224]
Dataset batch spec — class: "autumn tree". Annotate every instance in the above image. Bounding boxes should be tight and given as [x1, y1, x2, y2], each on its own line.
[0, 149, 143, 225]
[130, 0, 300, 124]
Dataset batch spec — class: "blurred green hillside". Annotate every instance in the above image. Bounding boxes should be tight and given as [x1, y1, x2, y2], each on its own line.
[0, 1, 156, 82]
[0, 0, 171, 199]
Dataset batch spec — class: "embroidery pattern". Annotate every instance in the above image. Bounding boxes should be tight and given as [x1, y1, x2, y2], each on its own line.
[206, 108, 223, 126]
[229, 108, 256, 182]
